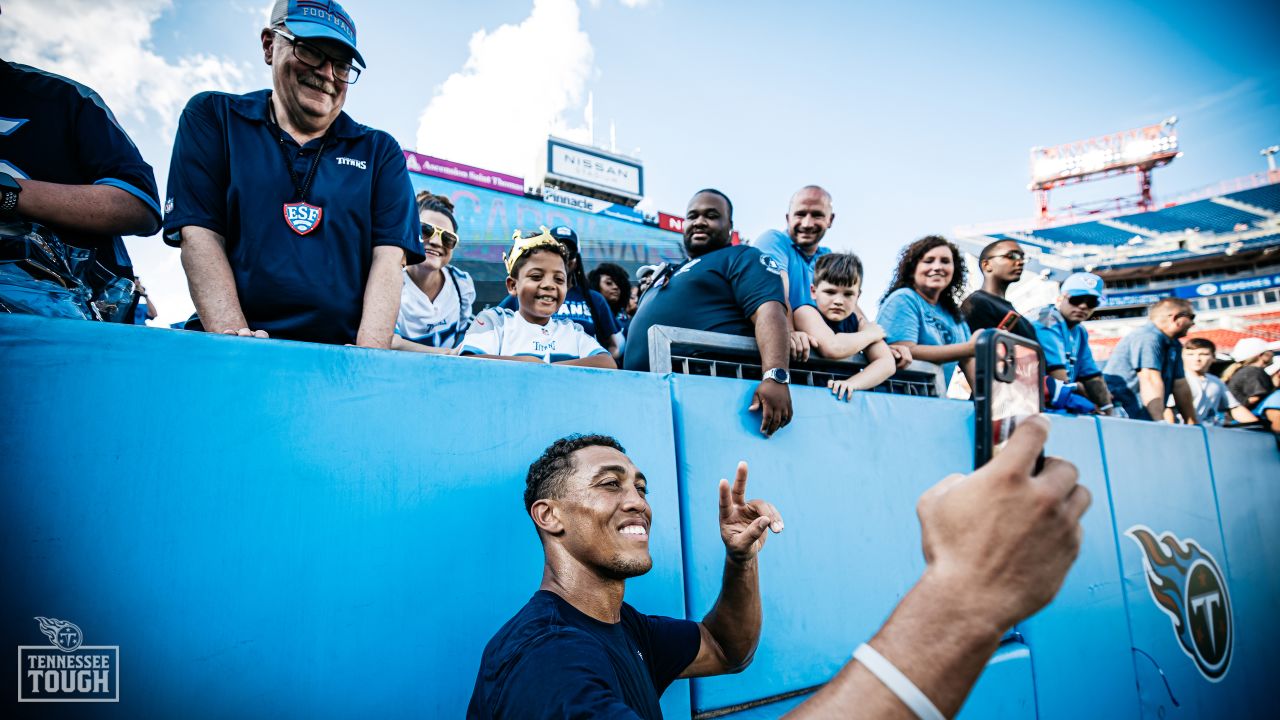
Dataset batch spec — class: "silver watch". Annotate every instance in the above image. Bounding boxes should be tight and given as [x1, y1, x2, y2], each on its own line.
[762, 367, 790, 385]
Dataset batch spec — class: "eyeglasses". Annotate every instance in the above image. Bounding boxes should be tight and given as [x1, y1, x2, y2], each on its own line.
[272, 29, 361, 84]
[421, 223, 459, 250]
[1067, 295, 1099, 310]
[1175, 312, 1196, 322]
[986, 251, 1026, 262]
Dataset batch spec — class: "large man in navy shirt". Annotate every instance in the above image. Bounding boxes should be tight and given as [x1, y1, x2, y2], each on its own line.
[0, 59, 161, 281]
[164, 0, 423, 346]
[624, 189, 794, 436]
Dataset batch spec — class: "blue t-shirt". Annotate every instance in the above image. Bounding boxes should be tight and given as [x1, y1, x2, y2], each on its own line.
[877, 288, 971, 382]
[499, 285, 617, 340]
[623, 245, 786, 371]
[468, 591, 700, 720]
[1032, 304, 1101, 383]
[1102, 322, 1185, 421]
[163, 90, 424, 344]
[0, 61, 161, 277]
[751, 229, 830, 310]
[1254, 389, 1280, 418]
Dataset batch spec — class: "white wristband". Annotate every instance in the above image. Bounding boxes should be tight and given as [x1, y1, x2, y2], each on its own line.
[853, 643, 946, 720]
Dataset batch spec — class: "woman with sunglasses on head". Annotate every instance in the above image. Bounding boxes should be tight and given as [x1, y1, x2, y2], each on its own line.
[391, 191, 476, 354]
[877, 235, 977, 388]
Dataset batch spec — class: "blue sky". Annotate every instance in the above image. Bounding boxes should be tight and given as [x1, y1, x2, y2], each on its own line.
[4, 0, 1277, 323]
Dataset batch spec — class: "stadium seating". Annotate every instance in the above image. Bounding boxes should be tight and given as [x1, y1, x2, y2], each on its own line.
[1027, 222, 1141, 246]
[1225, 183, 1280, 213]
[1117, 199, 1266, 234]
[1244, 310, 1280, 321]
[1245, 322, 1280, 341]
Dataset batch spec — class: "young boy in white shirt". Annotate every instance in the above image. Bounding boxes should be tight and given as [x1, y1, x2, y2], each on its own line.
[1164, 337, 1256, 425]
[791, 253, 896, 400]
[461, 228, 617, 368]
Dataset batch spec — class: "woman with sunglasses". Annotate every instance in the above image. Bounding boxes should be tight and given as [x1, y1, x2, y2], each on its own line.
[391, 191, 475, 354]
[877, 235, 975, 388]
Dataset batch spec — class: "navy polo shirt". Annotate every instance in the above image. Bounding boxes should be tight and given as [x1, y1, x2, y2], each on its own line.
[623, 245, 786, 371]
[0, 60, 161, 277]
[163, 89, 424, 344]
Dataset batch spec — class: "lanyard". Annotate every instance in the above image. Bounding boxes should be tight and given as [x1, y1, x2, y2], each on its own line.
[267, 93, 329, 203]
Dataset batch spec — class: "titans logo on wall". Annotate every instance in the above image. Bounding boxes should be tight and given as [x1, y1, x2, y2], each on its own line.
[1126, 525, 1233, 681]
[283, 202, 323, 236]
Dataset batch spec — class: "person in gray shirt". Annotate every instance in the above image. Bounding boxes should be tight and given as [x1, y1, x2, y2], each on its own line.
[1165, 338, 1257, 425]
[1103, 298, 1197, 422]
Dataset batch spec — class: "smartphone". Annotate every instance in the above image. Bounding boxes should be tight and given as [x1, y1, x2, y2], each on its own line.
[974, 329, 1045, 469]
[996, 310, 1021, 332]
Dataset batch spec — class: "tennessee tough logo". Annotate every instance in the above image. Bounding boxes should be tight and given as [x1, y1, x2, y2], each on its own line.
[1126, 525, 1233, 681]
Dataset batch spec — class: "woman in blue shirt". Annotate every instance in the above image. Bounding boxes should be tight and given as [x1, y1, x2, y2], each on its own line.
[877, 235, 975, 385]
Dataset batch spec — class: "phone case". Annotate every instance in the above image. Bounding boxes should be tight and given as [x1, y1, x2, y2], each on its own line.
[973, 329, 1046, 469]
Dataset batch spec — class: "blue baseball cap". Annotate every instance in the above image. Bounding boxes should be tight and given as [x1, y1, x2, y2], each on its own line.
[549, 225, 579, 249]
[1061, 272, 1104, 298]
[269, 0, 366, 69]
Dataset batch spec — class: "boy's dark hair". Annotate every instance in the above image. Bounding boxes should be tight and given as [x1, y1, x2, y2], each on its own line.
[525, 434, 628, 513]
[692, 188, 734, 221]
[509, 242, 568, 279]
[813, 252, 863, 288]
[1185, 337, 1216, 353]
[587, 262, 633, 314]
[979, 238, 1017, 263]
[415, 190, 458, 231]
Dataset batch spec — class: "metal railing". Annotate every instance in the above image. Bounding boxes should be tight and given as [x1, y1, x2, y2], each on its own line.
[647, 325, 947, 398]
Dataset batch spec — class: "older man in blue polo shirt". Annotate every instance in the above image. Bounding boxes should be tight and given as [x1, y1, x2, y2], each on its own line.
[1103, 297, 1198, 423]
[164, 0, 423, 346]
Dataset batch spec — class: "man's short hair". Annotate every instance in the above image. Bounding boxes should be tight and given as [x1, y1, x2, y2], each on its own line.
[524, 434, 627, 513]
[1149, 297, 1192, 317]
[1185, 338, 1216, 353]
[979, 239, 1016, 262]
[692, 188, 733, 221]
[813, 252, 863, 288]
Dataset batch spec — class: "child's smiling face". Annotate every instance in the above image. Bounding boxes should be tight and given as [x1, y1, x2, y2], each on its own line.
[813, 279, 860, 323]
[507, 249, 568, 324]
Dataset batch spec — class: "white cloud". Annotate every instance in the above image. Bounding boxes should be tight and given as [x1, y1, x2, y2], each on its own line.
[414, 0, 596, 180]
[0, 0, 255, 325]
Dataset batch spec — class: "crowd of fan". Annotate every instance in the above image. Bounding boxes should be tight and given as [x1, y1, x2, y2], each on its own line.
[5, 4, 1279, 438]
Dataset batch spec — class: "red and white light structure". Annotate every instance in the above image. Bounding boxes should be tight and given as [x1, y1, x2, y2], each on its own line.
[1029, 117, 1180, 219]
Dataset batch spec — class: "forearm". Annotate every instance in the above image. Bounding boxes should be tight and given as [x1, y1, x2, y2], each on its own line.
[555, 354, 618, 369]
[816, 330, 882, 359]
[355, 247, 405, 349]
[1172, 381, 1198, 425]
[179, 228, 249, 333]
[1081, 375, 1112, 408]
[390, 335, 456, 355]
[701, 556, 762, 672]
[895, 341, 972, 364]
[845, 342, 895, 391]
[15, 179, 158, 236]
[1230, 406, 1259, 424]
[753, 302, 791, 371]
[786, 569, 1002, 719]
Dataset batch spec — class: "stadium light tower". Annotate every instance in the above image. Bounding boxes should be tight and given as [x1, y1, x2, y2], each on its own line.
[1263, 145, 1280, 173]
[1029, 117, 1180, 221]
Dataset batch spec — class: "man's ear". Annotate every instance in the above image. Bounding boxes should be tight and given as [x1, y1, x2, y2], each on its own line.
[261, 29, 274, 64]
[530, 499, 565, 536]
[506, 276, 517, 296]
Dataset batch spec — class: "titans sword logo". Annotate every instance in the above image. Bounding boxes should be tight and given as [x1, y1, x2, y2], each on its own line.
[1126, 525, 1233, 681]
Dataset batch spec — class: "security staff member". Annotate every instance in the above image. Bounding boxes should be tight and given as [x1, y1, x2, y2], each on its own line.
[0, 58, 161, 281]
[163, 0, 424, 346]
[624, 189, 793, 436]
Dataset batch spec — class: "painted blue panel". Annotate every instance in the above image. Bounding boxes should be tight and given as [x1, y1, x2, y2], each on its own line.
[0, 314, 691, 719]
[1018, 414, 1140, 719]
[671, 374, 975, 714]
[1098, 418, 1229, 719]
[956, 645, 1037, 719]
[1201, 426, 1280, 719]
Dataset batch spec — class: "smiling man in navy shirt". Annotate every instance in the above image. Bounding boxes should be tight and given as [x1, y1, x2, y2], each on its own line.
[163, 0, 423, 346]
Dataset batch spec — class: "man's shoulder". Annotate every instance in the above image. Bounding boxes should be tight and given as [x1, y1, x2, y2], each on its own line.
[750, 229, 790, 250]
[1033, 304, 1062, 329]
[482, 594, 607, 663]
[5, 62, 105, 107]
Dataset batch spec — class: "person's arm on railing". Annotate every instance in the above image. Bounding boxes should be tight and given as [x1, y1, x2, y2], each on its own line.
[355, 245, 406, 349]
[748, 301, 792, 437]
[828, 340, 896, 401]
[179, 226, 266, 337]
[13, 179, 159, 237]
[1137, 368, 1167, 422]
[784, 416, 1088, 719]
[793, 305, 885, 360]
[1171, 378, 1198, 425]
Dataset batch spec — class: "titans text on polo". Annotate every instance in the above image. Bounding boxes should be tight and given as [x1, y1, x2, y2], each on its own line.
[163, 90, 424, 344]
[0, 61, 162, 277]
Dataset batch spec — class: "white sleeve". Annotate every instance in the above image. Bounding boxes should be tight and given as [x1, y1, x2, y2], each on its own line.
[461, 308, 502, 356]
[577, 328, 609, 358]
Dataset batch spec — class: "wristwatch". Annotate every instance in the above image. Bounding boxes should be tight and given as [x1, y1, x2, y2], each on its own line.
[762, 367, 790, 385]
[0, 173, 21, 218]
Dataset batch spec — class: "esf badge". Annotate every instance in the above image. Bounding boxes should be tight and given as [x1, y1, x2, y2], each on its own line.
[283, 202, 323, 236]
[1126, 525, 1232, 681]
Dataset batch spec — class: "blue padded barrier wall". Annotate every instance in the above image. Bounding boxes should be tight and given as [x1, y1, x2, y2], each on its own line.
[3, 314, 1279, 719]
[1200, 426, 1280, 718]
[0, 315, 691, 719]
